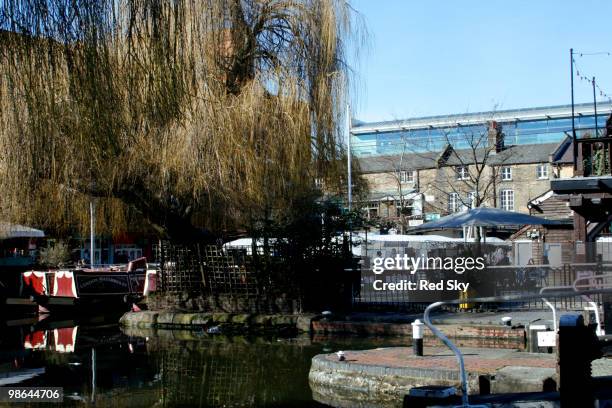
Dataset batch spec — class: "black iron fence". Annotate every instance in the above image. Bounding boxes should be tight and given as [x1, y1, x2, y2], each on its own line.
[353, 262, 610, 312]
[152, 238, 612, 313]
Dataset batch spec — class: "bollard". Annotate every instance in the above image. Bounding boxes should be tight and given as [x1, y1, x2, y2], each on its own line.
[558, 313, 603, 407]
[412, 319, 424, 356]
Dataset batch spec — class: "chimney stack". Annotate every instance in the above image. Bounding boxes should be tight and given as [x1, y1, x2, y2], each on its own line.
[488, 121, 504, 153]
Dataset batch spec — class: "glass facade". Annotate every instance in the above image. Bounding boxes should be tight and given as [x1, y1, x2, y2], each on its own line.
[351, 104, 611, 157]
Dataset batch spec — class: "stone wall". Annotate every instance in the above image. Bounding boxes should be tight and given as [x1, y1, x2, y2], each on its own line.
[146, 291, 301, 314]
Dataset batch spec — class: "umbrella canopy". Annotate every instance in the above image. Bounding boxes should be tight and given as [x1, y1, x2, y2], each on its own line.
[412, 207, 561, 230]
[0, 223, 45, 239]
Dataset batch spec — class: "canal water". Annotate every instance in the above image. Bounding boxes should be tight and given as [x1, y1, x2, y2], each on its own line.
[0, 317, 407, 407]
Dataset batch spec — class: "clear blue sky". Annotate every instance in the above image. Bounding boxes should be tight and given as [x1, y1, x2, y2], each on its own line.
[349, 0, 612, 122]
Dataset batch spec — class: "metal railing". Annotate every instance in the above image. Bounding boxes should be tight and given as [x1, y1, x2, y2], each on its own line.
[422, 288, 612, 407]
[354, 263, 609, 311]
[539, 271, 612, 335]
[574, 126, 612, 176]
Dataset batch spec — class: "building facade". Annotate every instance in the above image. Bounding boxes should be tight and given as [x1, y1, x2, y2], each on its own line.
[352, 102, 612, 231]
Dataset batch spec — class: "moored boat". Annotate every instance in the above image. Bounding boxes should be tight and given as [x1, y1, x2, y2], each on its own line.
[21, 257, 157, 313]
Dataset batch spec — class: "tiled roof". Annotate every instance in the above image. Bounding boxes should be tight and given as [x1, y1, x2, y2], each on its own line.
[553, 139, 576, 164]
[357, 143, 563, 173]
[358, 151, 439, 173]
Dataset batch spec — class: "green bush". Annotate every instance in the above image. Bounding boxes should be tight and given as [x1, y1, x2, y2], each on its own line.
[39, 241, 71, 268]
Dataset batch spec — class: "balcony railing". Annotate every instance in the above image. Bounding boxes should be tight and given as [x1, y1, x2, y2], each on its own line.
[574, 126, 612, 177]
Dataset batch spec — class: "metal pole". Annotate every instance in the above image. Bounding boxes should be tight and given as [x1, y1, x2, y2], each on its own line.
[91, 347, 96, 403]
[571, 48, 577, 170]
[424, 301, 469, 407]
[89, 201, 95, 267]
[593, 77, 599, 136]
[346, 104, 352, 211]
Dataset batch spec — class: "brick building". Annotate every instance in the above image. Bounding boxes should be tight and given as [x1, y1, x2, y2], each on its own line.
[352, 102, 611, 232]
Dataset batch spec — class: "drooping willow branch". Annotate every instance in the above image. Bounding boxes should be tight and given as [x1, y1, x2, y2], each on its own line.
[0, 0, 364, 239]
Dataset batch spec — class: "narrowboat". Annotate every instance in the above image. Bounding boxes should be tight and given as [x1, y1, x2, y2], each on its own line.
[21, 258, 157, 313]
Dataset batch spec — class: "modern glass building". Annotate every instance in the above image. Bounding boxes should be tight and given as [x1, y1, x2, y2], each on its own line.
[351, 102, 612, 157]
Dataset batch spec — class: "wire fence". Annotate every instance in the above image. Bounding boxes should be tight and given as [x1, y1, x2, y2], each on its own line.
[153, 240, 356, 313]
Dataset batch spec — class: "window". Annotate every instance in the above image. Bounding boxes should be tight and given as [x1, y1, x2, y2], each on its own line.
[365, 202, 378, 219]
[396, 200, 414, 217]
[536, 164, 549, 179]
[448, 192, 460, 213]
[456, 166, 469, 180]
[400, 170, 415, 183]
[467, 191, 477, 209]
[501, 166, 512, 181]
[500, 189, 514, 211]
[314, 178, 323, 188]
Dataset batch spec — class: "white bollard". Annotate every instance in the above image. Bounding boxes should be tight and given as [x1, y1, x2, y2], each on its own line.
[412, 319, 424, 356]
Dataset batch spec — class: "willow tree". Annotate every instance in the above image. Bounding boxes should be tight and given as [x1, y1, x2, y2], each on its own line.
[0, 0, 361, 241]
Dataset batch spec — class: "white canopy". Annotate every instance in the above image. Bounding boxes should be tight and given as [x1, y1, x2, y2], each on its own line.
[360, 233, 504, 243]
[0, 223, 45, 239]
[224, 238, 277, 248]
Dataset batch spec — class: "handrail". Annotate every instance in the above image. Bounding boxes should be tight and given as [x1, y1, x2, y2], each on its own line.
[423, 301, 468, 407]
[573, 272, 612, 336]
[539, 285, 573, 333]
[539, 272, 612, 334]
[421, 288, 612, 408]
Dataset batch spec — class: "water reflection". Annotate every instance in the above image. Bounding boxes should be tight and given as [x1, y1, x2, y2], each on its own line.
[151, 333, 321, 407]
[0, 318, 406, 407]
[1, 319, 158, 406]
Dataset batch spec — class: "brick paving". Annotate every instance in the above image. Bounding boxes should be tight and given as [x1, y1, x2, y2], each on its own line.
[323, 346, 556, 374]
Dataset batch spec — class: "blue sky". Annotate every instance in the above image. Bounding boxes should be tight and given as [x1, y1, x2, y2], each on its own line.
[349, 1, 612, 122]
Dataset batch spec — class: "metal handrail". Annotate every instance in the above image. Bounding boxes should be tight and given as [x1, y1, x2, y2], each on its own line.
[539, 272, 612, 334]
[573, 272, 612, 336]
[539, 285, 573, 333]
[423, 301, 468, 407]
[422, 288, 612, 408]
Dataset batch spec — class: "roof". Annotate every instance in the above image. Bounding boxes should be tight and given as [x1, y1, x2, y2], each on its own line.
[352, 101, 612, 134]
[553, 139, 579, 164]
[358, 142, 563, 173]
[0, 223, 45, 239]
[447, 143, 559, 166]
[527, 190, 573, 221]
[411, 207, 562, 230]
[358, 151, 439, 172]
[552, 175, 612, 194]
[550, 136, 574, 164]
[366, 190, 418, 201]
[360, 233, 504, 243]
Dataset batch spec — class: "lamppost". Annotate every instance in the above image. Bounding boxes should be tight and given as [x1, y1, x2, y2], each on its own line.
[89, 200, 95, 267]
[592, 76, 598, 137]
[346, 104, 352, 211]
[570, 48, 577, 171]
